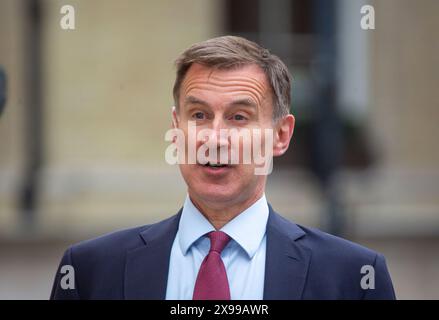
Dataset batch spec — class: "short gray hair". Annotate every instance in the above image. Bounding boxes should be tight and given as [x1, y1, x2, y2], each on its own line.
[173, 36, 292, 121]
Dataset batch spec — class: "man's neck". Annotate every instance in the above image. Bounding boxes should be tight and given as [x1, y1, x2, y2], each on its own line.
[189, 190, 265, 230]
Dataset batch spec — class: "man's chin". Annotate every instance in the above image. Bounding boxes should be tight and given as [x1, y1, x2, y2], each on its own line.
[192, 187, 239, 205]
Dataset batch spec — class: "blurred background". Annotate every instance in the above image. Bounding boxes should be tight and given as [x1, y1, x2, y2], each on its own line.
[0, 0, 438, 299]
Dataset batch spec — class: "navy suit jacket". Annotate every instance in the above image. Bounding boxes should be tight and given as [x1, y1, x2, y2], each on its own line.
[50, 205, 396, 299]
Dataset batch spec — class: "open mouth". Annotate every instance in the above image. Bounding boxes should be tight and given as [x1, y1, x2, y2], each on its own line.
[203, 162, 229, 168]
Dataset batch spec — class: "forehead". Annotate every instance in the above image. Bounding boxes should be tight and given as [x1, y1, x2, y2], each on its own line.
[180, 63, 270, 103]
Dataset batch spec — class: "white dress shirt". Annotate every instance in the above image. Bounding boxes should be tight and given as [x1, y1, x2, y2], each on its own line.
[165, 194, 269, 300]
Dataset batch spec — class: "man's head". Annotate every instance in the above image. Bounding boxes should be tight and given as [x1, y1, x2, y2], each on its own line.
[171, 36, 295, 212]
[173, 36, 292, 122]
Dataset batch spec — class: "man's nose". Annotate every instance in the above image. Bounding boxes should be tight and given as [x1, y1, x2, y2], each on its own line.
[208, 118, 229, 148]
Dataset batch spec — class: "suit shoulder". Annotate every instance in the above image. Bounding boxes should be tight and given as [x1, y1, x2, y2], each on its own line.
[69, 213, 179, 259]
[297, 224, 379, 262]
[71, 225, 145, 254]
[269, 211, 379, 263]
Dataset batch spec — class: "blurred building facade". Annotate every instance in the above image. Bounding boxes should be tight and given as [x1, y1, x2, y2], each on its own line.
[1, 0, 438, 238]
[1, 0, 439, 300]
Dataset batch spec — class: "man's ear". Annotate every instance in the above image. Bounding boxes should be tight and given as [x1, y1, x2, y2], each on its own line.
[273, 114, 295, 157]
[171, 106, 179, 129]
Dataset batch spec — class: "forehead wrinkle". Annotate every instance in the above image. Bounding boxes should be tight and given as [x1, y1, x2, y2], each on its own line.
[184, 82, 264, 108]
[183, 77, 267, 104]
[180, 65, 273, 113]
[207, 74, 267, 94]
[184, 75, 265, 91]
[182, 68, 268, 92]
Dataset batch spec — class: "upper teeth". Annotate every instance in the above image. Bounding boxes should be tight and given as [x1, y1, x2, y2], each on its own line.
[209, 163, 224, 167]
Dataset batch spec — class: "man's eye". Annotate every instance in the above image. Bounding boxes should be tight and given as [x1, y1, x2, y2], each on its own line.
[192, 112, 205, 120]
[233, 114, 247, 121]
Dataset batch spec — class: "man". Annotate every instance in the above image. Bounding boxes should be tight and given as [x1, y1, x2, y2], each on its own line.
[51, 36, 395, 300]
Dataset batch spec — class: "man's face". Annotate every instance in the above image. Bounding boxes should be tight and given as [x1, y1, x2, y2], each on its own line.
[173, 63, 279, 208]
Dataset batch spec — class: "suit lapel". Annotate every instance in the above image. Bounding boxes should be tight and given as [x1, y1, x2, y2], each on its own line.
[124, 211, 181, 299]
[263, 206, 311, 300]
[124, 206, 310, 300]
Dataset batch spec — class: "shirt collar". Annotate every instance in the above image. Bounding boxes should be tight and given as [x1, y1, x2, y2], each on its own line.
[178, 194, 269, 259]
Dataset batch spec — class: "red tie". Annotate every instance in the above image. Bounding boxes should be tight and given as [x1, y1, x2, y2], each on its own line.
[193, 231, 231, 300]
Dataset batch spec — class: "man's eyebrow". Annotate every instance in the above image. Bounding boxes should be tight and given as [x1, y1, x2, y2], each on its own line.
[184, 96, 209, 107]
[227, 98, 257, 109]
[184, 96, 257, 109]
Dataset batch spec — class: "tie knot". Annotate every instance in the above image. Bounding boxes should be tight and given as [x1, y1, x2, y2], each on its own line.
[208, 231, 231, 253]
